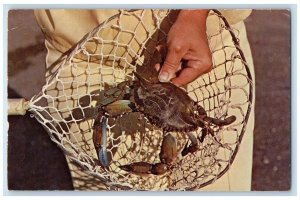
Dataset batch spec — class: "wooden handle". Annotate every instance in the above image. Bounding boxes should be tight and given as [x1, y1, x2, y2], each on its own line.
[8, 98, 29, 115]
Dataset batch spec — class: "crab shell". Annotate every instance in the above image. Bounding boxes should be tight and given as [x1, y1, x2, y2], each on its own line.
[131, 73, 205, 133]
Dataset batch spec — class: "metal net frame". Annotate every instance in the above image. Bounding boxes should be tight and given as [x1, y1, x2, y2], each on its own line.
[21, 9, 253, 191]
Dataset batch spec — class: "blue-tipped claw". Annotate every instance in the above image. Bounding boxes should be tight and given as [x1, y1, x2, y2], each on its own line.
[98, 147, 109, 167]
[98, 116, 109, 167]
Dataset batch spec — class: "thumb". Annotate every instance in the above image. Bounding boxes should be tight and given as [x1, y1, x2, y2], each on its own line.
[158, 50, 183, 82]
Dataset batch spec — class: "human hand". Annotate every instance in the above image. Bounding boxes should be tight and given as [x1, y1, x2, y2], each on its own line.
[156, 10, 213, 87]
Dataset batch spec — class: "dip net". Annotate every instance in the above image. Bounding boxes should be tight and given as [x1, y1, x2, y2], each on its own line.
[9, 9, 253, 190]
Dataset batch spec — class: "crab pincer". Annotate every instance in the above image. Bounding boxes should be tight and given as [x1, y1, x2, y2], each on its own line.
[204, 115, 237, 126]
[93, 113, 109, 167]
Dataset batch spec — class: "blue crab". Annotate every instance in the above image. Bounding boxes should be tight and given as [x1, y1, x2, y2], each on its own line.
[93, 72, 236, 175]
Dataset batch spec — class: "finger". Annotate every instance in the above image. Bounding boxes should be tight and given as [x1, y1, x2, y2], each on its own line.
[171, 60, 212, 86]
[158, 63, 181, 79]
[158, 50, 183, 82]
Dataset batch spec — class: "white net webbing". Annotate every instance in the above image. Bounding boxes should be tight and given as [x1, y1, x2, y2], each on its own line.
[27, 9, 253, 190]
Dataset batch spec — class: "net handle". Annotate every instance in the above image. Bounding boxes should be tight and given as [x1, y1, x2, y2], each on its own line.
[8, 98, 29, 115]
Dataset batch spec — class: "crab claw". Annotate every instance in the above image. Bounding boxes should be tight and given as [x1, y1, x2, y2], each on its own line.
[120, 162, 153, 174]
[222, 115, 237, 125]
[205, 115, 236, 126]
[98, 145, 109, 168]
[119, 162, 168, 175]
[199, 128, 209, 143]
[93, 114, 109, 167]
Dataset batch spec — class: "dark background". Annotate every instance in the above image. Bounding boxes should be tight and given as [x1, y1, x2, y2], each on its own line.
[7, 10, 291, 191]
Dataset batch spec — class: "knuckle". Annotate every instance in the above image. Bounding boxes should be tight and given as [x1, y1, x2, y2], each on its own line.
[203, 60, 213, 73]
[168, 42, 185, 54]
[194, 59, 213, 74]
[204, 53, 213, 68]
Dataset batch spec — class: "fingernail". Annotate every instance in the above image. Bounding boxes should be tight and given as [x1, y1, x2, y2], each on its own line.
[159, 72, 169, 82]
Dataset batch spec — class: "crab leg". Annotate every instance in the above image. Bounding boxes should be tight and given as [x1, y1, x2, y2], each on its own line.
[103, 100, 134, 117]
[199, 128, 208, 143]
[198, 115, 236, 145]
[119, 133, 177, 175]
[181, 132, 199, 156]
[201, 127, 228, 148]
[98, 81, 131, 106]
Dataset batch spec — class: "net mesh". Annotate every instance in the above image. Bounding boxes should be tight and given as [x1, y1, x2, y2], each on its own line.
[27, 9, 253, 190]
